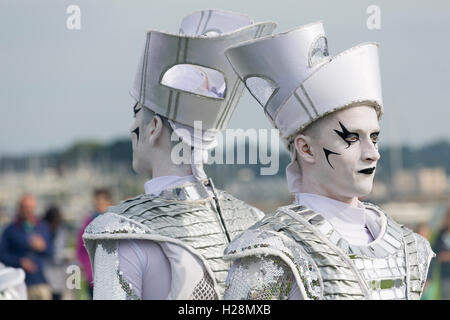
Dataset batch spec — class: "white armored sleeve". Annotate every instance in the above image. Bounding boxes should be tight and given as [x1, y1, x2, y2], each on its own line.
[224, 256, 304, 300]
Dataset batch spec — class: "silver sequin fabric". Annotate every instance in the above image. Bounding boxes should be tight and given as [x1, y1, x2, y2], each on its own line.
[225, 256, 294, 300]
[224, 228, 322, 300]
[190, 272, 219, 300]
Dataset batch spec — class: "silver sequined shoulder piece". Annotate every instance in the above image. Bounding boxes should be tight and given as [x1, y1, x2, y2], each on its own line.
[224, 224, 323, 300]
[224, 255, 295, 300]
[190, 271, 219, 300]
[84, 212, 149, 238]
[83, 193, 215, 239]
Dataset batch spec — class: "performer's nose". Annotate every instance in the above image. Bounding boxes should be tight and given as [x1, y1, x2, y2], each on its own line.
[361, 139, 380, 162]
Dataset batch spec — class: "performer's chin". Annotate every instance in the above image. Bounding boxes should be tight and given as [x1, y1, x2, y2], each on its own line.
[353, 179, 374, 198]
[132, 159, 138, 174]
[132, 157, 144, 175]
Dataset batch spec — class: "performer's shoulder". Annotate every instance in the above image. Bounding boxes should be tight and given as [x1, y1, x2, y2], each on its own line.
[225, 228, 281, 256]
[413, 232, 435, 257]
[224, 214, 307, 260]
[229, 203, 312, 235]
[215, 188, 255, 208]
[215, 188, 265, 219]
[224, 214, 322, 299]
[363, 201, 434, 252]
[83, 210, 148, 237]
[83, 194, 182, 236]
[106, 194, 169, 213]
[107, 193, 210, 215]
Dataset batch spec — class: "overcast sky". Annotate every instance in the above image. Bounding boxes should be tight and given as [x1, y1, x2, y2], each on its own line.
[0, 0, 449, 156]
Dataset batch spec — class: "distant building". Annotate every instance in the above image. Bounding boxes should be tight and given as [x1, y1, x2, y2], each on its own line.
[418, 167, 447, 196]
[371, 181, 388, 200]
[392, 170, 417, 195]
[390, 167, 448, 199]
[382, 202, 436, 225]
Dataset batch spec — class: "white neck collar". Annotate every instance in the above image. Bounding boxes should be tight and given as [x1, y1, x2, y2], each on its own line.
[144, 175, 196, 196]
[295, 193, 367, 226]
[294, 192, 384, 246]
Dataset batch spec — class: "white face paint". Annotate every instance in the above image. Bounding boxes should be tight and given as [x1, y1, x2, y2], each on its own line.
[130, 103, 153, 175]
[307, 105, 381, 199]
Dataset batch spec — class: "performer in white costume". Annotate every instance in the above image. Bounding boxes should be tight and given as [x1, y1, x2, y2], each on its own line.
[82, 10, 276, 300]
[222, 21, 435, 300]
[0, 263, 27, 300]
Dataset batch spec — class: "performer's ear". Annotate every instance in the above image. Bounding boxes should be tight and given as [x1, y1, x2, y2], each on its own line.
[147, 115, 164, 146]
[294, 134, 315, 164]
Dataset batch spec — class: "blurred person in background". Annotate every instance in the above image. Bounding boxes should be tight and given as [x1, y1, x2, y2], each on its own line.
[0, 205, 9, 235]
[0, 194, 53, 300]
[76, 188, 112, 299]
[43, 205, 70, 300]
[433, 206, 450, 299]
[416, 223, 431, 241]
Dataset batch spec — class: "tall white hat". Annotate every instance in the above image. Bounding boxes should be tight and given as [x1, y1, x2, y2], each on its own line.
[225, 21, 383, 192]
[130, 9, 276, 131]
[224, 21, 383, 145]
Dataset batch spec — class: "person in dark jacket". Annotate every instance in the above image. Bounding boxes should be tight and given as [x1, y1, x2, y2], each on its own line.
[0, 194, 53, 299]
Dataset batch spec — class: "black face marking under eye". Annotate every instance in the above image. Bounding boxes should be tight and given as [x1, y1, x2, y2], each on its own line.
[133, 103, 142, 116]
[132, 126, 140, 142]
[323, 148, 341, 169]
[333, 121, 359, 148]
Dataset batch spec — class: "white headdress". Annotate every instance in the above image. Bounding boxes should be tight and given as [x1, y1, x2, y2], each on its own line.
[131, 9, 276, 180]
[225, 21, 383, 192]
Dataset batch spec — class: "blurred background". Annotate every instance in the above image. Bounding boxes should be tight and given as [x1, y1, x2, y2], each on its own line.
[0, 0, 449, 300]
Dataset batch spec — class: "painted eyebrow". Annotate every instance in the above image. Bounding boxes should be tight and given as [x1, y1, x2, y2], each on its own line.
[336, 125, 381, 135]
[133, 103, 142, 115]
[333, 121, 359, 148]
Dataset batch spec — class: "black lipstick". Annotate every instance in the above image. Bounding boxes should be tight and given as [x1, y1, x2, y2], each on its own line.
[358, 167, 376, 175]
